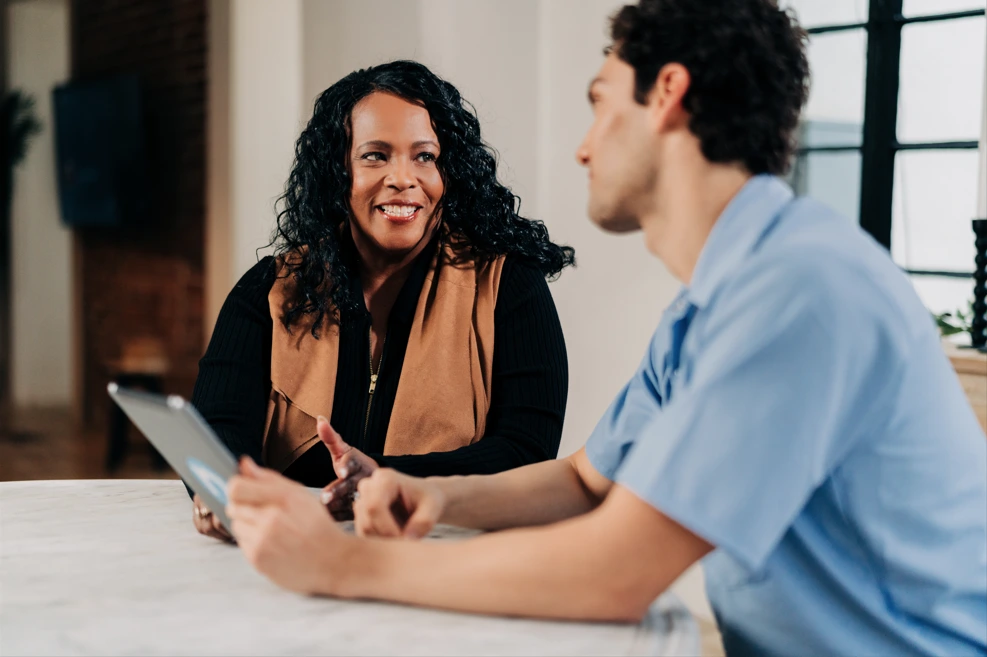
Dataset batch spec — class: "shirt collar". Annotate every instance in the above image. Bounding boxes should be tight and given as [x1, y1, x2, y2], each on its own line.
[686, 174, 794, 310]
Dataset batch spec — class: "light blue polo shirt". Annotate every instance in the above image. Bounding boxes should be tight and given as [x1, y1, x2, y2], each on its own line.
[586, 175, 987, 656]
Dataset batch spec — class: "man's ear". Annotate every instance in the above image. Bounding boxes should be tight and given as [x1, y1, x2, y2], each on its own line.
[648, 62, 691, 133]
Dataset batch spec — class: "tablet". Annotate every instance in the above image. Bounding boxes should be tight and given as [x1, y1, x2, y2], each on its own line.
[107, 383, 240, 529]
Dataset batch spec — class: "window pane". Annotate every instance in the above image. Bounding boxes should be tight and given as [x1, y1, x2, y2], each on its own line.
[782, 0, 868, 27]
[909, 275, 976, 322]
[898, 16, 987, 143]
[891, 150, 980, 271]
[903, 0, 986, 17]
[790, 151, 862, 222]
[801, 30, 867, 147]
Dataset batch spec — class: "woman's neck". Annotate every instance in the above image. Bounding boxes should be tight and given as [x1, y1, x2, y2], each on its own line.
[352, 227, 436, 324]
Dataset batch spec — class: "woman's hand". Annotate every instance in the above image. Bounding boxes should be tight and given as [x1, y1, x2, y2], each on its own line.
[192, 494, 235, 543]
[227, 456, 350, 596]
[317, 416, 380, 520]
[352, 468, 446, 539]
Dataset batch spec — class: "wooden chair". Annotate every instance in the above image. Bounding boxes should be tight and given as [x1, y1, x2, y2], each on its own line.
[105, 337, 170, 472]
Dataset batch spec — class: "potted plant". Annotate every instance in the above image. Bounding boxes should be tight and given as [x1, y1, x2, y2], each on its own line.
[934, 302, 974, 342]
[1, 90, 43, 417]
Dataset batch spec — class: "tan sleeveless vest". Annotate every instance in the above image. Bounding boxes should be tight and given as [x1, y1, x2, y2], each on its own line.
[262, 243, 505, 472]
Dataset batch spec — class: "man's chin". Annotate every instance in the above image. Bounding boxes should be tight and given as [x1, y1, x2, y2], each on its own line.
[589, 206, 641, 234]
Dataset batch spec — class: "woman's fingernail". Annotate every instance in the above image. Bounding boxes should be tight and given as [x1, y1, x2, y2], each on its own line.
[339, 468, 348, 478]
[317, 415, 328, 424]
[320, 491, 332, 505]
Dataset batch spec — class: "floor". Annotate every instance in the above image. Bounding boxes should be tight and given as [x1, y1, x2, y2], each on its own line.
[0, 406, 177, 482]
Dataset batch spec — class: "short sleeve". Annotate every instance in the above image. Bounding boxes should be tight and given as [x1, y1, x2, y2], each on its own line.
[585, 309, 676, 480]
[614, 258, 902, 570]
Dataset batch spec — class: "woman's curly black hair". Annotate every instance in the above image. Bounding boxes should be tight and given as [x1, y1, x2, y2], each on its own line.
[610, 0, 810, 176]
[272, 60, 575, 333]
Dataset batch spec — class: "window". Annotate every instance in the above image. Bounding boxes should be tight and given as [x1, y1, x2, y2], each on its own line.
[785, 0, 986, 325]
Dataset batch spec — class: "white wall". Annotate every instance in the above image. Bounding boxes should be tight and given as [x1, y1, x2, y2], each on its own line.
[537, 0, 676, 457]
[301, 0, 420, 111]
[205, 0, 231, 339]
[206, 0, 306, 337]
[7, 0, 72, 407]
[229, 0, 303, 280]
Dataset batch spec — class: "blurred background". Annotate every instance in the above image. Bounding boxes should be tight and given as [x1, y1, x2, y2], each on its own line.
[0, 0, 984, 480]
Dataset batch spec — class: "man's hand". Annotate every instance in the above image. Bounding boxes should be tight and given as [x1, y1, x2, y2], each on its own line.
[317, 416, 379, 520]
[226, 456, 349, 596]
[192, 494, 235, 543]
[352, 469, 446, 539]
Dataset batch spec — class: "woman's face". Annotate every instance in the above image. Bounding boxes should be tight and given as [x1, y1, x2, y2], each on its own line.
[347, 92, 444, 261]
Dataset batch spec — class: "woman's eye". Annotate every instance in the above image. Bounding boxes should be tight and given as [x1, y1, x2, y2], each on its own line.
[362, 152, 385, 161]
[417, 152, 437, 163]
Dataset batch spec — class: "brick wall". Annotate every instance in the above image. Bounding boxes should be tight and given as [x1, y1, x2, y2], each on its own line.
[72, 0, 206, 428]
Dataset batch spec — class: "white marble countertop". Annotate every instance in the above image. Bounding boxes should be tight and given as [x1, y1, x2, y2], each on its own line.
[0, 480, 698, 656]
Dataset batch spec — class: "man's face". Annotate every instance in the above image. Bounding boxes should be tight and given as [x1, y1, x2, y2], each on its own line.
[576, 53, 659, 233]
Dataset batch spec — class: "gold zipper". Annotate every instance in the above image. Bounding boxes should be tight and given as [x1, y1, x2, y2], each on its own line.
[364, 326, 385, 438]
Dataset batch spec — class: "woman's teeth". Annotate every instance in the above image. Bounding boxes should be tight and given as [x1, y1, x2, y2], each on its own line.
[380, 205, 418, 217]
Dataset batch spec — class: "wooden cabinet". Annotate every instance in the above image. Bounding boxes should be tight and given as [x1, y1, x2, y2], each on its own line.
[944, 342, 987, 433]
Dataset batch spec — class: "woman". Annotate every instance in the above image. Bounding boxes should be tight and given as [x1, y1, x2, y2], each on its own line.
[190, 61, 573, 540]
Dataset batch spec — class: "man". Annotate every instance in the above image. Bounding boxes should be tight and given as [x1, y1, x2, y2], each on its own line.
[225, 1, 987, 654]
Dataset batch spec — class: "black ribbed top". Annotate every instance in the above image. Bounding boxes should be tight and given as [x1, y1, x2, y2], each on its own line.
[190, 251, 568, 487]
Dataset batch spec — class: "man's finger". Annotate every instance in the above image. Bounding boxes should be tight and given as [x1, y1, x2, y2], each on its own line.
[230, 518, 258, 556]
[227, 475, 287, 506]
[239, 456, 279, 480]
[403, 494, 441, 539]
[227, 501, 267, 523]
[354, 476, 402, 537]
[367, 501, 403, 537]
[318, 416, 352, 463]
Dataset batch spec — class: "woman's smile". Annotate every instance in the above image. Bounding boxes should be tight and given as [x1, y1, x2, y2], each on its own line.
[375, 201, 424, 224]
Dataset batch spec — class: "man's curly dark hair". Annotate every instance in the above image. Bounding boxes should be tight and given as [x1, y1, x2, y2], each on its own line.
[273, 60, 575, 333]
[609, 0, 810, 175]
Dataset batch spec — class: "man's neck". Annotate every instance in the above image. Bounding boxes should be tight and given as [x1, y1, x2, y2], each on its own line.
[640, 154, 751, 286]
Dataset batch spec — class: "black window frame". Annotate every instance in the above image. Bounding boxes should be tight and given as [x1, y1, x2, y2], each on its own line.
[796, 0, 986, 280]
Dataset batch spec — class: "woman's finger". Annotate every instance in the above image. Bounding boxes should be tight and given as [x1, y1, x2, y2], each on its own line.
[193, 512, 210, 534]
[323, 473, 360, 504]
[194, 509, 232, 542]
[321, 475, 354, 502]
[317, 416, 352, 464]
[211, 513, 234, 540]
[327, 493, 355, 520]
[328, 505, 354, 522]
